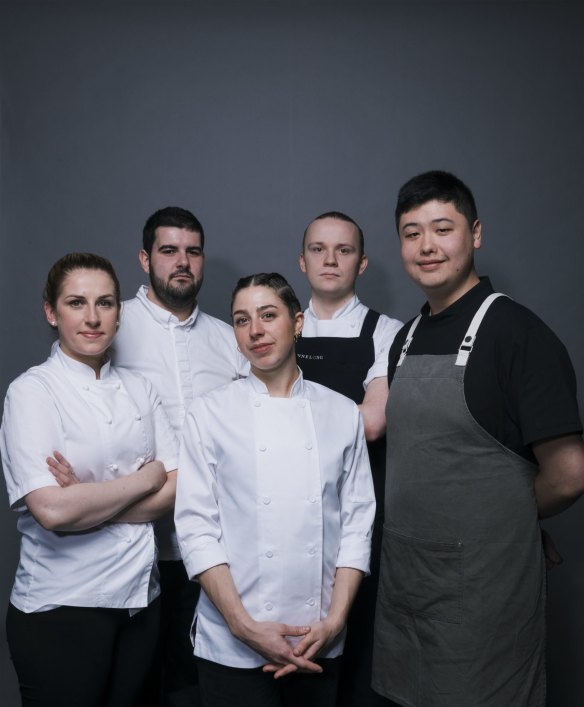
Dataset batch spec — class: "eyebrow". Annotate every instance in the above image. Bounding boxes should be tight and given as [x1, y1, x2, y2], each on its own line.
[63, 293, 115, 299]
[308, 241, 355, 248]
[232, 304, 279, 316]
[401, 217, 456, 228]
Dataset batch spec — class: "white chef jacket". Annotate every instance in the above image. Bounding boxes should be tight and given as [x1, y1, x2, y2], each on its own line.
[112, 285, 249, 559]
[301, 295, 403, 388]
[175, 371, 375, 668]
[0, 346, 178, 613]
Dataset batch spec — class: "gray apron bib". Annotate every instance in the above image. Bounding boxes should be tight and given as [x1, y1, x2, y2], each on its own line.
[373, 294, 545, 707]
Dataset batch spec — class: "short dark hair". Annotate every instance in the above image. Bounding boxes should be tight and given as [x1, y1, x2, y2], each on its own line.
[303, 211, 365, 256]
[231, 272, 302, 320]
[395, 171, 478, 230]
[43, 252, 121, 309]
[142, 206, 205, 256]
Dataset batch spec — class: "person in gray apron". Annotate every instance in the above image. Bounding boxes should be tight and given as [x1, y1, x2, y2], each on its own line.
[373, 171, 584, 707]
[297, 211, 402, 706]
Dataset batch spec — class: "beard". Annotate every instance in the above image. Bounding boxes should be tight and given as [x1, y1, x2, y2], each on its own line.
[149, 267, 202, 312]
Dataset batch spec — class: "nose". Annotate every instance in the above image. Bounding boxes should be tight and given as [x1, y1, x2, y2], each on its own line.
[85, 304, 100, 326]
[249, 316, 264, 339]
[323, 248, 338, 266]
[419, 232, 436, 254]
[175, 249, 189, 268]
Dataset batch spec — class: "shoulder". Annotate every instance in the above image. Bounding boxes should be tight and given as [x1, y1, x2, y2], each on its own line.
[196, 311, 234, 332]
[304, 380, 358, 412]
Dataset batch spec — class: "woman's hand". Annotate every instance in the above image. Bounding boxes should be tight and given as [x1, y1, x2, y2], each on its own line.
[47, 451, 80, 487]
[135, 460, 167, 493]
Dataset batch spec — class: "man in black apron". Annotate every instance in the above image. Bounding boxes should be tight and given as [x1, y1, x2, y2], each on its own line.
[372, 171, 584, 707]
[297, 211, 403, 706]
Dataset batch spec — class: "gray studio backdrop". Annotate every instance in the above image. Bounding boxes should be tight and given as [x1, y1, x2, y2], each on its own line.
[1, 1, 582, 705]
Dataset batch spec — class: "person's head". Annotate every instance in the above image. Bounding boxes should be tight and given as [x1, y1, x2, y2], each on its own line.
[231, 273, 303, 378]
[139, 207, 205, 318]
[300, 212, 367, 304]
[395, 171, 481, 313]
[395, 171, 478, 231]
[43, 253, 121, 373]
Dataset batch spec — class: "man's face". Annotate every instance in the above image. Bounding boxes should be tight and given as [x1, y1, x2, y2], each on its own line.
[398, 199, 481, 310]
[139, 227, 204, 314]
[299, 218, 367, 302]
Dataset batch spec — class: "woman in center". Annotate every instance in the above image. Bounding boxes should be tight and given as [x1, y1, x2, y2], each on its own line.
[175, 272, 375, 707]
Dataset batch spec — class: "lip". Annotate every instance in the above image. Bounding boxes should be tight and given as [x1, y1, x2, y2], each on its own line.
[249, 343, 273, 355]
[319, 272, 339, 278]
[417, 260, 446, 271]
[79, 331, 105, 339]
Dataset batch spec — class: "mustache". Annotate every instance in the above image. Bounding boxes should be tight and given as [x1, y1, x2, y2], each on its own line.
[171, 268, 193, 278]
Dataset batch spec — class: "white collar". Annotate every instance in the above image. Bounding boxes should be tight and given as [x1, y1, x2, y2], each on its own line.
[246, 367, 305, 398]
[52, 344, 112, 381]
[134, 285, 199, 329]
[307, 294, 361, 321]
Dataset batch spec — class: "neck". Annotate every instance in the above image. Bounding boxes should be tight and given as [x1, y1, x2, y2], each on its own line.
[252, 359, 299, 398]
[310, 291, 354, 320]
[426, 272, 480, 315]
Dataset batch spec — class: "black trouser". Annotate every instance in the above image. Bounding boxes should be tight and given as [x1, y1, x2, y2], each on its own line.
[6, 598, 160, 707]
[137, 560, 201, 707]
[197, 656, 341, 707]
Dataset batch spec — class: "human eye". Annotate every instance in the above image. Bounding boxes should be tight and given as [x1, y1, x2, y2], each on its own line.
[436, 227, 452, 235]
[262, 311, 276, 321]
[339, 247, 354, 255]
[402, 230, 419, 239]
[309, 245, 323, 253]
[233, 316, 249, 327]
[159, 246, 176, 255]
[67, 298, 83, 308]
[97, 298, 115, 308]
[187, 248, 203, 257]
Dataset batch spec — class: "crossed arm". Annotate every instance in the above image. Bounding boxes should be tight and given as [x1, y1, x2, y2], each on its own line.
[26, 451, 175, 532]
[197, 563, 363, 679]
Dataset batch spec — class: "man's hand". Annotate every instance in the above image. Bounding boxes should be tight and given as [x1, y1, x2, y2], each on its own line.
[541, 528, 563, 569]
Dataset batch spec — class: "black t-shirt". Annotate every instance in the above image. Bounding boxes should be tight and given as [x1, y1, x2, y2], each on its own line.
[388, 277, 582, 462]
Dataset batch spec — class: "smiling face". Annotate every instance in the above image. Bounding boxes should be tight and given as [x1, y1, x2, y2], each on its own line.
[398, 199, 481, 313]
[232, 285, 303, 380]
[44, 268, 119, 373]
[139, 226, 204, 318]
[299, 217, 367, 305]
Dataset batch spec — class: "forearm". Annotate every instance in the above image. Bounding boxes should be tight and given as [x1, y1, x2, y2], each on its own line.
[26, 461, 166, 531]
[358, 377, 388, 442]
[111, 470, 176, 523]
[197, 564, 252, 639]
[324, 566, 363, 634]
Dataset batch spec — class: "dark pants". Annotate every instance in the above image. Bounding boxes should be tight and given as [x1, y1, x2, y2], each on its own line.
[137, 560, 201, 707]
[197, 656, 341, 707]
[6, 599, 160, 707]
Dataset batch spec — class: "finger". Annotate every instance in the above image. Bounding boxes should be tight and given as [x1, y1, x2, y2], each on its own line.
[261, 664, 279, 673]
[52, 450, 71, 468]
[273, 663, 299, 679]
[281, 624, 311, 637]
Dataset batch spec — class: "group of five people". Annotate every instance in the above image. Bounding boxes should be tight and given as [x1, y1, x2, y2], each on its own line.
[2, 170, 583, 707]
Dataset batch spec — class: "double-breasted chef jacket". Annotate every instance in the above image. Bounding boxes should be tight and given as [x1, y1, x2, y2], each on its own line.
[175, 371, 376, 668]
[1, 346, 178, 613]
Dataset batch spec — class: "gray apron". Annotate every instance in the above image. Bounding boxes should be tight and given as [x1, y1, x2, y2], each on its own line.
[373, 294, 545, 707]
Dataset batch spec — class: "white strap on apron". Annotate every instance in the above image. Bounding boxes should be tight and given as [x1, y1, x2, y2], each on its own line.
[397, 293, 509, 368]
[455, 293, 509, 366]
[397, 315, 423, 367]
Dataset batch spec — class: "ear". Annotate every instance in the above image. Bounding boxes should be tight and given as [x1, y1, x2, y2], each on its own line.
[299, 253, 307, 274]
[357, 254, 369, 276]
[294, 311, 304, 337]
[472, 220, 482, 250]
[138, 249, 150, 275]
[44, 301, 57, 327]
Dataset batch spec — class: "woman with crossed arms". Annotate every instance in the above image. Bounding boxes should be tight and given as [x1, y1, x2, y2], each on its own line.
[175, 272, 376, 707]
[1, 253, 178, 707]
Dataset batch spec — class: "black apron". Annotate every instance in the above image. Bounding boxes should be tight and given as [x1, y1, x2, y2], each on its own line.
[297, 309, 388, 707]
[373, 294, 545, 707]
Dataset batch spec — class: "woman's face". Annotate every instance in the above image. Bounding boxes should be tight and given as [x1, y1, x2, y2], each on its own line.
[232, 285, 303, 376]
[44, 268, 119, 372]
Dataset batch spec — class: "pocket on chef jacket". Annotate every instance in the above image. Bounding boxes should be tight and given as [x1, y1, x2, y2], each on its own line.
[379, 527, 463, 624]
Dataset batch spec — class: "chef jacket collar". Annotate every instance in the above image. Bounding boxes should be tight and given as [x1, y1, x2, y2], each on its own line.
[52, 343, 112, 381]
[306, 294, 361, 321]
[134, 285, 200, 330]
[247, 367, 305, 398]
